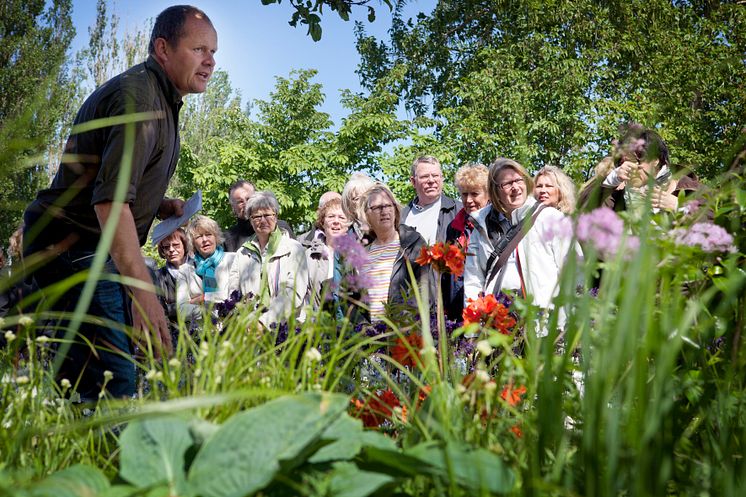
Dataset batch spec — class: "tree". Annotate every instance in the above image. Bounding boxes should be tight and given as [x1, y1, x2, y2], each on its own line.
[261, 0, 393, 41]
[0, 0, 75, 245]
[174, 68, 410, 231]
[356, 0, 746, 180]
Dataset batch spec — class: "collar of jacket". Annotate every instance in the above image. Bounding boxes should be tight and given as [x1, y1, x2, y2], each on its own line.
[145, 55, 183, 108]
[511, 196, 538, 224]
[407, 193, 458, 213]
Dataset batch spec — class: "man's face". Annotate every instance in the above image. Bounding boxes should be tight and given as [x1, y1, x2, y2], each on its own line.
[411, 161, 443, 205]
[230, 185, 255, 219]
[159, 16, 217, 96]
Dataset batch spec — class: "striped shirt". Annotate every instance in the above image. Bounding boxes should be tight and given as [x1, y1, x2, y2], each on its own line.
[362, 239, 400, 319]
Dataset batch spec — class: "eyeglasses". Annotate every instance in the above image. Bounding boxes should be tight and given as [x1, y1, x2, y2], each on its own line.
[499, 177, 525, 191]
[161, 242, 183, 251]
[416, 173, 442, 182]
[368, 203, 394, 213]
[250, 213, 276, 222]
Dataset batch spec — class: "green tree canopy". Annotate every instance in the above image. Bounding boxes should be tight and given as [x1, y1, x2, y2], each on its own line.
[356, 0, 746, 179]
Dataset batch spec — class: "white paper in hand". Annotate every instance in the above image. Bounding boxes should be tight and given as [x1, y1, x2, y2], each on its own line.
[152, 190, 202, 246]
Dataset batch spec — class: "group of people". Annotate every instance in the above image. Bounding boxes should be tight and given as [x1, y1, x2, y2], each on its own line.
[15, 3, 698, 401]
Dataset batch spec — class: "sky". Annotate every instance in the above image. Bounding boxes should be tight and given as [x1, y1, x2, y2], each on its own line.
[69, 0, 436, 126]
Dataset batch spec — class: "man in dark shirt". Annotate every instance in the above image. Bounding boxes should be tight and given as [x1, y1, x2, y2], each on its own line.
[223, 179, 294, 251]
[23, 5, 218, 400]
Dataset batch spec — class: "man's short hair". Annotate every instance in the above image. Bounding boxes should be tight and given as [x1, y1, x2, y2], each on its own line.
[149, 5, 213, 55]
[228, 179, 255, 200]
[411, 155, 441, 178]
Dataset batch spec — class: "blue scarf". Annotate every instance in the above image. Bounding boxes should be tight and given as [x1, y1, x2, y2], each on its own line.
[195, 246, 224, 294]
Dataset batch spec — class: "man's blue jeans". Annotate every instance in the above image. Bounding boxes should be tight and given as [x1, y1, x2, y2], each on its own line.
[34, 249, 136, 401]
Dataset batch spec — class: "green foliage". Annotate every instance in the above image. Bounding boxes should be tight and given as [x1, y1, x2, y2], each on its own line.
[261, 0, 393, 41]
[174, 68, 411, 231]
[0, 0, 75, 245]
[356, 0, 746, 180]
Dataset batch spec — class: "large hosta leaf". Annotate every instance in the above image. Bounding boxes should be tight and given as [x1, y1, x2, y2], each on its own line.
[188, 392, 348, 497]
[30, 464, 109, 497]
[118, 416, 193, 495]
[327, 462, 396, 497]
[309, 413, 395, 464]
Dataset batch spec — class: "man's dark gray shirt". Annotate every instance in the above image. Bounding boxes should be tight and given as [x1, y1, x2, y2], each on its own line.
[24, 55, 182, 251]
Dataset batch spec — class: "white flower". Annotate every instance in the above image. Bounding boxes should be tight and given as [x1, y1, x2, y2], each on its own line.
[4, 331, 16, 343]
[154, 372, 164, 381]
[304, 347, 322, 363]
[476, 340, 493, 357]
[2, 420, 11, 429]
[484, 381, 497, 393]
[60, 378, 71, 389]
[168, 358, 181, 368]
[221, 340, 234, 351]
[18, 316, 33, 327]
[103, 370, 113, 381]
[36, 335, 50, 344]
[31, 387, 38, 398]
[194, 368, 202, 378]
[16, 375, 30, 385]
[199, 341, 210, 358]
[475, 369, 490, 384]
[312, 383, 322, 391]
[145, 370, 157, 381]
[98, 391, 106, 399]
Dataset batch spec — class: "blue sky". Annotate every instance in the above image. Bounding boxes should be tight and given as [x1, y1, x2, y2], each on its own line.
[70, 0, 435, 125]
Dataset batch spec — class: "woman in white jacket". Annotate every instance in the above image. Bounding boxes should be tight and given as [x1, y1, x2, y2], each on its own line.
[177, 216, 241, 323]
[236, 191, 309, 327]
[464, 159, 579, 330]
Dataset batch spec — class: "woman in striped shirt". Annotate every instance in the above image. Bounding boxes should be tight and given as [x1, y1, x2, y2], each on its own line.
[360, 183, 431, 321]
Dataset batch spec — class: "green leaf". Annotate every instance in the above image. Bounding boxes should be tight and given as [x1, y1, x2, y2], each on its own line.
[405, 442, 516, 494]
[328, 462, 396, 497]
[309, 413, 395, 464]
[188, 392, 348, 497]
[30, 464, 110, 497]
[118, 416, 193, 495]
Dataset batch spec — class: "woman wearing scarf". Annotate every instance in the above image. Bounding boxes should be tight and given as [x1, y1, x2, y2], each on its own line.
[236, 191, 309, 327]
[176, 216, 240, 324]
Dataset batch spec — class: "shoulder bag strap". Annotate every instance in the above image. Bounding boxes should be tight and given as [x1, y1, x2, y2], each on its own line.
[484, 203, 546, 290]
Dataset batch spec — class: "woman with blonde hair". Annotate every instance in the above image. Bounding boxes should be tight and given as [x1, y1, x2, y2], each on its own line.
[464, 159, 579, 332]
[177, 216, 241, 322]
[534, 165, 577, 214]
[341, 172, 376, 240]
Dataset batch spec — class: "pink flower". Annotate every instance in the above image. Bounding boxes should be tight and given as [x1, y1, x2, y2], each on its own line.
[670, 223, 736, 253]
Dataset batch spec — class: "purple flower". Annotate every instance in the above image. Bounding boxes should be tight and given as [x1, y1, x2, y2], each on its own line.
[576, 207, 639, 259]
[670, 223, 737, 253]
[342, 272, 373, 294]
[333, 233, 369, 268]
[541, 216, 574, 243]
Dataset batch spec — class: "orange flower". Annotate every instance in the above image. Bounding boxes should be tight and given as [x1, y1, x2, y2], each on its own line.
[390, 334, 423, 368]
[444, 244, 465, 275]
[462, 295, 516, 334]
[350, 389, 403, 428]
[415, 246, 432, 266]
[415, 241, 466, 276]
[500, 384, 527, 406]
[417, 385, 432, 406]
[510, 424, 523, 438]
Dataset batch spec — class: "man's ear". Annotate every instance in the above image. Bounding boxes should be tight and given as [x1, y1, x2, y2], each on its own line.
[153, 37, 170, 61]
[410, 176, 416, 187]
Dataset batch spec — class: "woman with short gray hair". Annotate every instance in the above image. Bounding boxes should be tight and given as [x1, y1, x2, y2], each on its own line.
[236, 190, 309, 326]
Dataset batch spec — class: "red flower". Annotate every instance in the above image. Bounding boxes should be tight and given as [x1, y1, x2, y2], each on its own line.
[350, 389, 403, 428]
[500, 384, 527, 406]
[415, 241, 466, 277]
[390, 334, 423, 368]
[415, 246, 432, 266]
[462, 295, 516, 334]
[510, 424, 523, 438]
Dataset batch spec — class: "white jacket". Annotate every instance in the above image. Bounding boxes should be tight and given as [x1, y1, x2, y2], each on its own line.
[176, 252, 241, 321]
[464, 198, 580, 311]
[235, 234, 309, 326]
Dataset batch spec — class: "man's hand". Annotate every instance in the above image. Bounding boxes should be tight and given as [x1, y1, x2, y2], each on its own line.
[158, 198, 186, 220]
[650, 186, 678, 211]
[95, 201, 174, 358]
[131, 288, 173, 358]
